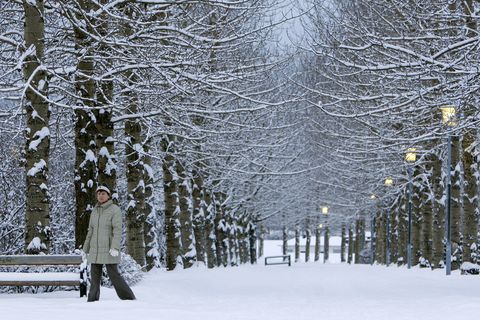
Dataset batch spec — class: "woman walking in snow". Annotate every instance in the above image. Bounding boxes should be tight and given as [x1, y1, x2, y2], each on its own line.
[82, 186, 136, 302]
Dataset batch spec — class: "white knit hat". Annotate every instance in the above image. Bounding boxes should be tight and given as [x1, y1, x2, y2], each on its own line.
[96, 185, 111, 195]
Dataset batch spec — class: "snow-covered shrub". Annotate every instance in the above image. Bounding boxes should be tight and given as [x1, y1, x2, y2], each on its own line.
[460, 262, 480, 275]
[419, 257, 431, 269]
[99, 252, 144, 288]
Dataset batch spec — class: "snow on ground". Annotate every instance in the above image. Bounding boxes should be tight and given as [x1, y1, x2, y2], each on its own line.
[1, 240, 480, 320]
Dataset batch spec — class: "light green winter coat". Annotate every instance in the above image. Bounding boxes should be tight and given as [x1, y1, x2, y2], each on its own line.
[83, 200, 122, 264]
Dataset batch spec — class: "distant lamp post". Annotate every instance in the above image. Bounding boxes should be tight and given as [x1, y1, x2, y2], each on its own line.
[405, 148, 416, 269]
[441, 106, 456, 276]
[322, 206, 329, 215]
[384, 177, 393, 266]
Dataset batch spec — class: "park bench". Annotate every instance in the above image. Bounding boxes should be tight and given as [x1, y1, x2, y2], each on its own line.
[0, 255, 87, 297]
[264, 255, 291, 266]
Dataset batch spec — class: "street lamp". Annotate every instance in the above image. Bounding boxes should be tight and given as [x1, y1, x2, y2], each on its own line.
[405, 148, 416, 269]
[322, 206, 329, 215]
[441, 106, 456, 276]
[384, 177, 393, 266]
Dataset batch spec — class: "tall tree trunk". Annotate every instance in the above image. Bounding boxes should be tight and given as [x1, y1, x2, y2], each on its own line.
[412, 172, 422, 266]
[431, 152, 444, 269]
[461, 0, 478, 266]
[323, 226, 330, 263]
[214, 193, 227, 267]
[294, 227, 300, 262]
[355, 218, 365, 264]
[305, 227, 311, 263]
[423, 162, 434, 268]
[462, 133, 478, 264]
[72, 0, 97, 250]
[124, 84, 146, 267]
[283, 226, 289, 257]
[248, 221, 257, 264]
[204, 190, 217, 268]
[375, 212, 385, 264]
[314, 225, 321, 262]
[192, 168, 206, 265]
[258, 225, 265, 259]
[122, 2, 146, 269]
[95, 1, 116, 197]
[143, 141, 159, 270]
[219, 194, 230, 267]
[340, 224, 346, 262]
[450, 136, 462, 270]
[227, 211, 238, 266]
[162, 135, 180, 270]
[177, 160, 195, 269]
[390, 203, 399, 265]
[397, 191, 408, 266]
[347, 223, 354, 264]
[23, 0, 51, 254]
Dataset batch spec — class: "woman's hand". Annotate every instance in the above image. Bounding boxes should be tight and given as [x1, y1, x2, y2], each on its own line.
[109, 249, 119, 257]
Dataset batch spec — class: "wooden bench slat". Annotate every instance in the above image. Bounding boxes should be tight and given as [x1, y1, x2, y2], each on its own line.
[0, 255, 82, 265]
[0, 280, 80, 286]
[0, 255, 87, 297]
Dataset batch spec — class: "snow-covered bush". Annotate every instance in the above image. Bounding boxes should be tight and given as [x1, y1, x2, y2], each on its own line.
[460, 262, 480, 275]
[99, 253, 144, 288]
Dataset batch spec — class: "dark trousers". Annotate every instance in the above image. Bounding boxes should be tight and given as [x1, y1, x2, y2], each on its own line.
[87, 264, 136, 301]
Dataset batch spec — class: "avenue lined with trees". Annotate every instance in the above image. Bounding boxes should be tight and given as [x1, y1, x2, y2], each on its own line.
[1, 0, 480, 281]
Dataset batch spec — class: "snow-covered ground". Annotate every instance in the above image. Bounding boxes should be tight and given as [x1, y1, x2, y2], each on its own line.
[1, 240, 480, 320]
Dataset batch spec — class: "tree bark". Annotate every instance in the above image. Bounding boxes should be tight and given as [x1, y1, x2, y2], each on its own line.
[94, 0, 116, 197]
[283, 226, 289, 257]
[305, 227, 311, 263]
[355, 218, 365, 264]
[23, 0, 51, 254]
[450, 136, 462, 270]
[192, 168, 206, 265]
[375, 212, 385, 264]
[162, 135, 180, 270]
[248, 221, 257, 264]
[420, 162, 433, 268]
[204, 190, 217, 268]
[314, 226, 321, 262]
[462, 132, 478, 263]
[294, 227, 300, 262]
[412, 171, 422, 266]
[347, 223, 353, 264]
[177, 160, 195, 268]
[143, 141, 159, 270]
[431, 152, 444, 269]
[323, 226, 330, 263]
[72, 0, 97, 250]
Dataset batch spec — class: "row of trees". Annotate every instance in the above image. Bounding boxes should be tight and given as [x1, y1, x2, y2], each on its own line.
[0, 0, 306, 271]
[288, 0, 480, 270]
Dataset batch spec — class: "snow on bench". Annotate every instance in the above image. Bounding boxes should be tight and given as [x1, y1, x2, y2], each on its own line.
[264, 255, 291, 266]
[0, 255, 87, 297]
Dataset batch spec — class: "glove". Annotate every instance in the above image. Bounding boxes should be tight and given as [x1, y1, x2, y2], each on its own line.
[109, 249, 119, 257]
[75, 249, 87, 260]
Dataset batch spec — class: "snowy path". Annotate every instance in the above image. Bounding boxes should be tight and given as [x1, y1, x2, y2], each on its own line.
[1, 242, 480, 320]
